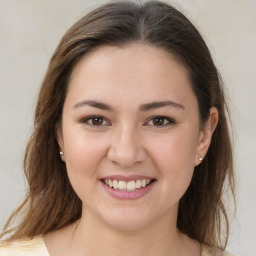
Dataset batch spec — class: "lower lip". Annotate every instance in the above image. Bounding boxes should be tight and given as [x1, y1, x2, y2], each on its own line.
[100, 180, 156, 200]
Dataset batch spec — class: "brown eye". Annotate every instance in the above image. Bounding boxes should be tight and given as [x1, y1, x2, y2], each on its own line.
[146, 116, 174, 127]
[153, 117, 165, 126]
[83, 116, 109, 126]
[91, 117, 104, 125]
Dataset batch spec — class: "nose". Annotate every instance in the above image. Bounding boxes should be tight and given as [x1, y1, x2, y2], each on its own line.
[107, 126, 147, 168]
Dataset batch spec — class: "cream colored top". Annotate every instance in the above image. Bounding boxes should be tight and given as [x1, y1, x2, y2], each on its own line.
[0, 236, 235, 256]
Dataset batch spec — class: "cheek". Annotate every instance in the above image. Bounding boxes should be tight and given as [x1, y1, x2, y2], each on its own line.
[147, 128, 199, 196]
[148, 127, 199, 167]
[62, 129, 108, 196]
[63, 124, 107, 166]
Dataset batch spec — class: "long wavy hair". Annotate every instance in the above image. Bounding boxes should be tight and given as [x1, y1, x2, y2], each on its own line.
[1, 0, 235, 249]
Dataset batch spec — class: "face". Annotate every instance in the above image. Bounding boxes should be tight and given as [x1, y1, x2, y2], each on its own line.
[58, 43, 214, 231]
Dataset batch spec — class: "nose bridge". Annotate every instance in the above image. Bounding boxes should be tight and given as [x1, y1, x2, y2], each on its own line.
[107, 123, 146, 167]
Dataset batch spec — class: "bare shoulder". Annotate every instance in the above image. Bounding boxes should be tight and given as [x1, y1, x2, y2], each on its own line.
[201, 245, 236, 256]
[0, 236, 49, 256]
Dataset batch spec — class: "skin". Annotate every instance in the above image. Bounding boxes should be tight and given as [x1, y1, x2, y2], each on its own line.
[44, 43, 218, 256]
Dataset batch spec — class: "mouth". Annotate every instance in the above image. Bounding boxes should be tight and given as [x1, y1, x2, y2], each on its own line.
[100, 178, 156, 192]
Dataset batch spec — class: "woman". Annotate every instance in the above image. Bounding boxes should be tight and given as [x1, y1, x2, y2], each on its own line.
[0, 1, 235, 255]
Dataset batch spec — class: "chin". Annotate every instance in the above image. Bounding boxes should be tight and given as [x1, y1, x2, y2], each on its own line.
[99, 208, 156, 231]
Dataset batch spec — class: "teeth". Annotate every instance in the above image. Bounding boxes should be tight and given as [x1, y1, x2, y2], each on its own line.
[135, 180, 141, 188]
[113, 180, 118, 189]
[103, 179, 152, 191]
[118, 180, 126, 190]
[127, 180, 136, 191]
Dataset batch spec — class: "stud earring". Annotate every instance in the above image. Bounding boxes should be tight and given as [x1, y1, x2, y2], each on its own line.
[198, 157, 203, 161]
[60, 151, 64, 159]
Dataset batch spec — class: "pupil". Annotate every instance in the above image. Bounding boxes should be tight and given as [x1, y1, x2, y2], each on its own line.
[92, 117, 103, 125]
[153, 118, 164, 125]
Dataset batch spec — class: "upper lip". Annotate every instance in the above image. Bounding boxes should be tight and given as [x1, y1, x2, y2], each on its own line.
[101, 175, 156, 182]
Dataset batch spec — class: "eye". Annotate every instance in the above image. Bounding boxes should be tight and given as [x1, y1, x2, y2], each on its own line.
[82, 116, 109, 126]
[146, 116, 175, 127]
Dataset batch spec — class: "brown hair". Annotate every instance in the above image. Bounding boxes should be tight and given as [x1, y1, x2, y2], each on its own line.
[1, 0, 235, 249]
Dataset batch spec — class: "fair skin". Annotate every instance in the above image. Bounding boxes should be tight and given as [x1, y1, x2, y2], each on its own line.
[44, 43, 218, 256]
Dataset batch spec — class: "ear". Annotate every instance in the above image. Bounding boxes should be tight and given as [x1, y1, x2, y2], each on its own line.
[56, 125, 65, 161]
[194, 107, 219, 166]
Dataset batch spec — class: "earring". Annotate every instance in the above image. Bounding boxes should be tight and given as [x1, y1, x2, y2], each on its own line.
[60, 151, 64, 159]
[198, 157, 203, 161]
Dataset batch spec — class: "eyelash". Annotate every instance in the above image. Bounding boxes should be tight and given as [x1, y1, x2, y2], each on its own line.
[82, 116, 110, 126]
[81, 115, 175, 127]
[145, 116, 175, 127]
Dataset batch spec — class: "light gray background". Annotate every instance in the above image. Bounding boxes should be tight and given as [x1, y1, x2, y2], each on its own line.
[0, 1, 255, 256]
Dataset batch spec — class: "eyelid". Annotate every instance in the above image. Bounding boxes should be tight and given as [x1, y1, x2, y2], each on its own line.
[144, 116, 175, 127]
[81, 115, 111, 126]
[81, 115, 175, 127]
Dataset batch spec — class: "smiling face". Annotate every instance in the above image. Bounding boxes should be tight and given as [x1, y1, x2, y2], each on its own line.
[57, 43, 215, 231]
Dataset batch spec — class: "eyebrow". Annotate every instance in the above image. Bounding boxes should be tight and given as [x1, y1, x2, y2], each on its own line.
[73, 100, 185, 111]
[139, 100, 185, 111]
[73, 100, 114, 111]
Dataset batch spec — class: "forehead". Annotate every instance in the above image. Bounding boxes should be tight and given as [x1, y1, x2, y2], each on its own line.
[67, 43, 197, 109]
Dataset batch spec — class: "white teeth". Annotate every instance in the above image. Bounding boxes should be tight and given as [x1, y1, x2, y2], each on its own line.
[118, 180, 126, 190]
[135, 180, 141, 188]
[113, 180, 118, 189]
[103, 178, 153, 191]
[127, 180, 136, 191]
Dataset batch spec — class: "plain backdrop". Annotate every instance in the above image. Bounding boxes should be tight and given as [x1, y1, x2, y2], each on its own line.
[0, 1, 255, 256]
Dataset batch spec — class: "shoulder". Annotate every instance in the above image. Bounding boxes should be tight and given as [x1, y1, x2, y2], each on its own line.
[0, 236, 49, 256]
[201, 244, 236, 256]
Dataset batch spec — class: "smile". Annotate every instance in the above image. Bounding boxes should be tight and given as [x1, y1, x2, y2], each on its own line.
[100, 175, 157, 200]
[103, 179, 153, 191]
